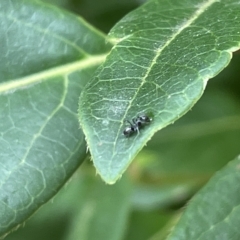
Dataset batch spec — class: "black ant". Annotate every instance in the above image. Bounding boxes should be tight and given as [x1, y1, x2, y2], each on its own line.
[123, 114, 152, 137]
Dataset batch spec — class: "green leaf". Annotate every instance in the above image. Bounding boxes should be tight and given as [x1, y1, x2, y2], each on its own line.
[42, 0, 143, 33]
[78, 0, 240, 183]
[145, 88, 240, 176]
[65, 175, 132, 240]
[0, 0, 111, 236]
[131, 183, 197, 211]
[125, 211, 172, 240]
[167, 155, 240, 240]
[3, 170, 132, 240]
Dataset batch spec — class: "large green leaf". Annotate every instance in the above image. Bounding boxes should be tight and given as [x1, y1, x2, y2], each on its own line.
[167, 155, 240, 240]
[78, 0, 240, 183]
[0, 0, 111, 236]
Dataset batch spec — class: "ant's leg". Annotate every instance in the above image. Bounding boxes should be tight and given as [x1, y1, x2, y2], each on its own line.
[136, 126, 140, 134]
[127, 120, 133, 127]
[132, 118, 140, 134]
[129, 119, 139, 134]
[132, 118, 137, 125]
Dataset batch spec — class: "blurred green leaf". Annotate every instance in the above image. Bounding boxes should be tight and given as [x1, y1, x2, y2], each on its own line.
[148, 213, 181, 240]
[41, 0, 143, 33]
[131, 183, 196, 211]
[0, 0, 111, 237]
[78, 0, 240, 184]
[125, 211, 172, 240]
[167, 155, 240, 240]
[4, 168, 132, 240]
[145, 89, 240, 177]
[65, 175, 132, 240]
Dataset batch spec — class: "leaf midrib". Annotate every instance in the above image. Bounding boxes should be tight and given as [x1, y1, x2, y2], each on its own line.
[0, 54, 107, 94]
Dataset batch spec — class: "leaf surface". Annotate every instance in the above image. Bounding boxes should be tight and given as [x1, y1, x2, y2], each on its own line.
[167, 155, 240, 240]
[78, 0, 240, 183]
[0, 0, 111, 236]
